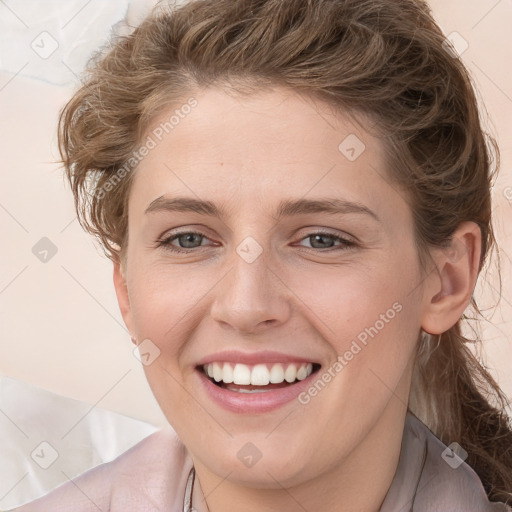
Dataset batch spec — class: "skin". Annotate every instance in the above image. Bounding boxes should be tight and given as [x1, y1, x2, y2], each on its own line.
[113, 85, 481, 512]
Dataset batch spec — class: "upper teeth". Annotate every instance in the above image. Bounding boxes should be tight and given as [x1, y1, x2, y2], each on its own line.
[203, 362, 314, 385]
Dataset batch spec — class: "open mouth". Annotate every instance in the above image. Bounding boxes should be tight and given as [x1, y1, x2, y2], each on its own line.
[198, 362, 321, 393]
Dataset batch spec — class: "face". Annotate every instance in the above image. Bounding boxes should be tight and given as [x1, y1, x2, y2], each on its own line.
[115, 86, 428, 488]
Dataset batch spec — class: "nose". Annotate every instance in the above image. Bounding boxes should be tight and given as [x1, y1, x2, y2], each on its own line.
[210, 244, 292, 335]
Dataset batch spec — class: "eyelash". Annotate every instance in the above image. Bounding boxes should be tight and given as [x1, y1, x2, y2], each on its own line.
[155, 230, 357, 254]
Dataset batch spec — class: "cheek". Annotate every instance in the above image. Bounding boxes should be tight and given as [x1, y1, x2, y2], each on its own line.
[292, 251, 420, 349]
[314, 251, 422, 405]
[293, 247, 422, 410]
[127, 260, 213, 341]
[126, 264, 203, 418]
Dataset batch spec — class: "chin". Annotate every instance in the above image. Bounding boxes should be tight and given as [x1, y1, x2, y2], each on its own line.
[193, 437, 326, 489]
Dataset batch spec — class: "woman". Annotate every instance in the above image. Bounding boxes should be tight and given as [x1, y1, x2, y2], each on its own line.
[11, 0, 512, 510]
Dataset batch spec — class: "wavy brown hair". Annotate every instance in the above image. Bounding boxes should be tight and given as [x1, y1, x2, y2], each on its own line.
[58, 0, 512, 503]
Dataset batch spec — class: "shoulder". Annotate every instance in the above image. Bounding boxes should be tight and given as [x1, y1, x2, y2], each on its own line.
[10, 426, 193, 512]
[382, 412, 511, 512]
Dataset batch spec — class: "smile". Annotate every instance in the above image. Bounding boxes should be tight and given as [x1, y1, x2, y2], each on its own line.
[196, 360, 322, 413]
[202, 362, 316, 391]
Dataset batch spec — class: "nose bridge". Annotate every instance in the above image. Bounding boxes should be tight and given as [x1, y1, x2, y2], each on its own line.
[210, 234, 290, 332]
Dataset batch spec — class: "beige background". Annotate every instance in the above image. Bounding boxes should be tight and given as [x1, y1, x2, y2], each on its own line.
[1, 0, 511, 429]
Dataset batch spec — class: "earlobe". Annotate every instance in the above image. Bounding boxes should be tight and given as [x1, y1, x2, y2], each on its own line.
[113, 259, 135, 336]
[421, 222, 481, 335]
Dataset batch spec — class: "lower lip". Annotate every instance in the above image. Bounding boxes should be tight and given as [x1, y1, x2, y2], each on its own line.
[196, 368, 318, 413]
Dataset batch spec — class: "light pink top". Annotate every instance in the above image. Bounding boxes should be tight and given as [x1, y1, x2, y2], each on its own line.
[10, 412, 512, 511]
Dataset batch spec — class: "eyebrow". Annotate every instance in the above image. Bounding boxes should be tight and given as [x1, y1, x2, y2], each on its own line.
[144, 196, 380, 222]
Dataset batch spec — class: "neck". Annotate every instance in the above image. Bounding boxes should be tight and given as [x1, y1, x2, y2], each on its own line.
[190, 371, 412, 512]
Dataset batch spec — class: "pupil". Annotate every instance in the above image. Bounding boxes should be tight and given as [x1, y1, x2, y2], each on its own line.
[312, 234, 332, 248]
[181, 233, 201, 248]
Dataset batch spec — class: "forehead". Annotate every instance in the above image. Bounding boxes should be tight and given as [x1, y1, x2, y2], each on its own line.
[143, 86, 372, 161]
[130, 86, 409, 225]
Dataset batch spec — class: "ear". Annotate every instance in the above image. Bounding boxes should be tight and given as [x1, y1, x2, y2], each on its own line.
[421, 221, 482, 335]
[113, 258, 135, 338]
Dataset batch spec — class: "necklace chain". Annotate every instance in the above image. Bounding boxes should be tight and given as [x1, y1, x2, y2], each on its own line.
[183, 466, 195, 512]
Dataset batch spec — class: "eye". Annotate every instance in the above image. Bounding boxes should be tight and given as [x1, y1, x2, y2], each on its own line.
[155, 230, 213, 253]
[295, 231, 357, 251]
[155, 229, 356, 254]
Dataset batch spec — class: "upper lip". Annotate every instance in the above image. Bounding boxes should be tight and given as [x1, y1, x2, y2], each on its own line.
[196, 350, 320, 367]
